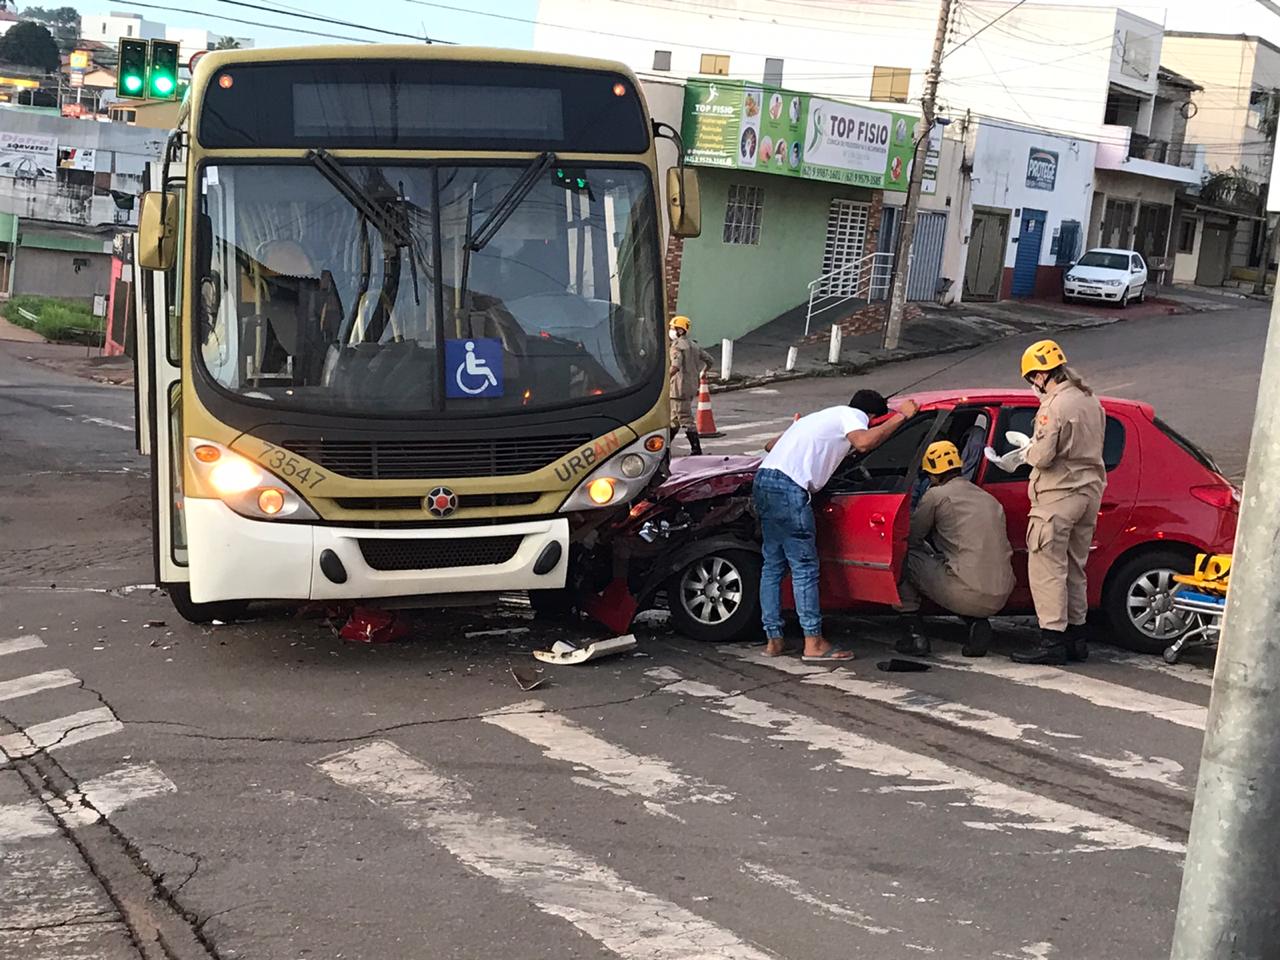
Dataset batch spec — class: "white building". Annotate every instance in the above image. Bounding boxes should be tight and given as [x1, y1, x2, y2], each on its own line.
[536, 0, 1206, 299]
[165, 27, 254, 64]
[81, 12, 165, 46]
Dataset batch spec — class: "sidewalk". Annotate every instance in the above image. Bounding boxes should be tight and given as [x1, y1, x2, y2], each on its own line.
[0, 329, 134, 386]
[709, 284, 1242, 391]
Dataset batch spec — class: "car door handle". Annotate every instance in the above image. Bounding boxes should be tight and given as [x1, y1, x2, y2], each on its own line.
[869, 513, 887, 526]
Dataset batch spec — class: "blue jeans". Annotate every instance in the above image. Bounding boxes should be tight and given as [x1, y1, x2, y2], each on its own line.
[753, 468, 822, 639]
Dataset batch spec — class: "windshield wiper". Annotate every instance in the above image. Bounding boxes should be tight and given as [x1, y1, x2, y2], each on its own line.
[466, 151, 556, 252]
[306, 149, 412, 249]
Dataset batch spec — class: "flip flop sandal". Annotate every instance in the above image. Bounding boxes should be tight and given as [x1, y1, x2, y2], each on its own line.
[801, 647, 855, 663]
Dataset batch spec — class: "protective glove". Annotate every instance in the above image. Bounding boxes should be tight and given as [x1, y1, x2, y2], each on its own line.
[983, 431, 1033, 474]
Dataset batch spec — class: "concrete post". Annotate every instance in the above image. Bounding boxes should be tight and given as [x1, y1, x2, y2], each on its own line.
[785, 346, 798, 372]
[720, 338, 733, 382]
[1169, 288, 1280, 959]
[828, 325, 842, 365]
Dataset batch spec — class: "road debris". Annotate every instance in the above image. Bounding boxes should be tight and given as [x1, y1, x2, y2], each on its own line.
[877, 659, 931, 673]
[339, 607, 411, 644]
[143, 620, 167, 628]
[510, 666, 546, 691]
[533, 634, 638, 665]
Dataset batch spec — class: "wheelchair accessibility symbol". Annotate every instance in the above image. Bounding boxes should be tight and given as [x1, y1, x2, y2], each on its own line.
[445, 338, 504, 398]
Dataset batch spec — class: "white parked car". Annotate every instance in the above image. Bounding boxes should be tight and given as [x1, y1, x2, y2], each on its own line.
[1063, 248, 1148, 307]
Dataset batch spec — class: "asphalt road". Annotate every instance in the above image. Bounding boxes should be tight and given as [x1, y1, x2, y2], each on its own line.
[0, 302, 1264, 960]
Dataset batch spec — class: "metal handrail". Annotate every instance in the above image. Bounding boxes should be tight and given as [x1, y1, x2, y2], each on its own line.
[804, 251, 894, 336]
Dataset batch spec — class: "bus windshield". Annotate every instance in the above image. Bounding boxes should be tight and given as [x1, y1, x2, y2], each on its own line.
[196, 161, 662, 416]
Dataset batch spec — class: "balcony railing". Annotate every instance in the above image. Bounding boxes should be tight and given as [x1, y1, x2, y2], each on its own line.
[1128, 132, 1197, 168]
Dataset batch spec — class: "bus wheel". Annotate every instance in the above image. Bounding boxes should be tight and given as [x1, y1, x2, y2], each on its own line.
[165, 583, 250, 625]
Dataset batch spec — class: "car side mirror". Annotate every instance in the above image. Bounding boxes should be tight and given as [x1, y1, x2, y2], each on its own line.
[666, 166, 702, 239]
[137, 191, 178, 271]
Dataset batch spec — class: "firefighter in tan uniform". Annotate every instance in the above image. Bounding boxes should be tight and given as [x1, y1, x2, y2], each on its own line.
[897, 441, 1015, 658]
[1011, 339, 1107, 665]
[668, 315, 714, 455]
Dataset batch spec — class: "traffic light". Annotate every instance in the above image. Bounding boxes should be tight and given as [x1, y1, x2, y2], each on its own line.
[116, 38, 148, 99]
[147, 39, 179, 100]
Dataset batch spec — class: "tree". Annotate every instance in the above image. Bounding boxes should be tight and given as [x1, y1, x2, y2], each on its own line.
[23, 6, 79, 28]
[0, 21, 61, 72]
[211, 36, 242, 50]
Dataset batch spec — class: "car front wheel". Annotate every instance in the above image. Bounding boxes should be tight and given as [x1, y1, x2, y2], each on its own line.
[667, 549, 762, 643]
[1103, 549, 1194, 653]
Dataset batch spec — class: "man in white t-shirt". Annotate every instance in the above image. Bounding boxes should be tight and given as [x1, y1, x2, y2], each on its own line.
[755, 389, 919, 662]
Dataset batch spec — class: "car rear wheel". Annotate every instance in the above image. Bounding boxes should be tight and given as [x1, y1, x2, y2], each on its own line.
[1103, 549, 1194, 653]
[667, 549, 761, 643]
[166, 583, 250, 625]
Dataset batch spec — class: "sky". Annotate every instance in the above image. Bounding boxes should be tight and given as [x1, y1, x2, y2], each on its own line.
[47, 0, 1280, 53]
[63, 0, 539, 49]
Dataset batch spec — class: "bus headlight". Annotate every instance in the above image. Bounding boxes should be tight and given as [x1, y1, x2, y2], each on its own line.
[187, 438, 317, 521]
[560, 432, 667, 513]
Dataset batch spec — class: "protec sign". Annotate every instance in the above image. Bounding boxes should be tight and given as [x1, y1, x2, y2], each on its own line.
[1026, 147, 1059, 191]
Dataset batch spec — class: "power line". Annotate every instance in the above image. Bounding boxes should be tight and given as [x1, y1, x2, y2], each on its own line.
[215, 0, 442, 43]
[115, 0, 373, 43]
[944, 0, 1030, 60]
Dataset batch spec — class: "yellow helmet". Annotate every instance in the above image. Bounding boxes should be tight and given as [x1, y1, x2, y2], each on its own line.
[1020, 339, 1067, 378]
[670, 315, 691, 332]
[922, 440, 963, 476]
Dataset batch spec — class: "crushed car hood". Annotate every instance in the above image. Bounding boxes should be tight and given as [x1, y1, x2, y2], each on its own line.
[655, 454, 762, 502]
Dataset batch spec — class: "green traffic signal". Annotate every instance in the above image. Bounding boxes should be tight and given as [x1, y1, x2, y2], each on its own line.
[148, 39, 179, 101]
[116, 38, 149, 100]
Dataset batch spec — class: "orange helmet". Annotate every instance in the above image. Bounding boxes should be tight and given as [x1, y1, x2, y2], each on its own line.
[670, 315, 691, 332]
[1021, 339, 1067, 378]
[922, 440, 963, 476]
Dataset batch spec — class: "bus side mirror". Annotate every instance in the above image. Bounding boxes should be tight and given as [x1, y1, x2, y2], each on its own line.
[137, 191, 178, 270]
[666, 167, 702, 239]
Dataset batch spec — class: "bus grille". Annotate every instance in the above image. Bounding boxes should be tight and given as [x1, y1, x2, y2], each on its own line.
[284, 436, 592, 479]
[357, 535, 523, 571]
[335, 493, 541, 511]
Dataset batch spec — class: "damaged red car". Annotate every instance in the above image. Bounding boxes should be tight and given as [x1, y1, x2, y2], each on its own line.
[574, 390, 1239, 653]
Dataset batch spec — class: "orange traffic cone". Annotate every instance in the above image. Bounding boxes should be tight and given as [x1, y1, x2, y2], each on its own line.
[695, 372, 723, 438]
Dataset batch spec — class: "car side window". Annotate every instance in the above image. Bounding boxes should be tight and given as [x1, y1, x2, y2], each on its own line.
[1131, 255, 1143, 271]
[827, 413, 939, 494]
[984, 405, 1125, 483]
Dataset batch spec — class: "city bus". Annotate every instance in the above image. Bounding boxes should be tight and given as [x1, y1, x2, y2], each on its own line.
[132, 46, 700, 622]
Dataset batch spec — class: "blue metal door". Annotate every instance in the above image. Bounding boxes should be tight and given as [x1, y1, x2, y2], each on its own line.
[1012, 208, 1046, 298]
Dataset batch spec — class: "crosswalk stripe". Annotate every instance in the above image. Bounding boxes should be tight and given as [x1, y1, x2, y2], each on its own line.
[723, 648, 1189, 792]
[0, 708, 123, 761]
[0, 670, 78, 703]
[652, 671, 1183, 854]
[740, 861, 901, 938]
[0, 763, 176, 843]
[702, 431, 777, 448]
[317, 741, 777, 960]
[713, 419, 792, 433]
[0, 635, 44, 657]
[1094, 650, 1214, 687]
[483, 701, 733, 817]
[921, 651, 1208, 729]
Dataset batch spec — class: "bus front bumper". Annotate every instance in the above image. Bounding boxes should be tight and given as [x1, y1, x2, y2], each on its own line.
[185, 498, 569, 603]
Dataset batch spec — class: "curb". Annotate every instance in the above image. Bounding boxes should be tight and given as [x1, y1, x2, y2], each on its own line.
[708, 301, 1212, 394]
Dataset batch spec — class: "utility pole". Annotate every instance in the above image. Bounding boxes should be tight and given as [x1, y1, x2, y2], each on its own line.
[883, 0, 954, 350]
[1168, 284, 1280, 955]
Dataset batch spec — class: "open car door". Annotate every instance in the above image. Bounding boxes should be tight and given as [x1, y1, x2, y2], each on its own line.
[815, 408, 951, 608]
[134, 159, 189, 590]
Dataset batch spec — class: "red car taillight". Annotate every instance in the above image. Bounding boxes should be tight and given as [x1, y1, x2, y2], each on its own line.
[1191, 484, 1239, 510]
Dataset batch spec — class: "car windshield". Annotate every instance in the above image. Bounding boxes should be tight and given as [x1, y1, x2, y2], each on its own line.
[1076, 252, 1130, 270]
[196, 162, 662, 416]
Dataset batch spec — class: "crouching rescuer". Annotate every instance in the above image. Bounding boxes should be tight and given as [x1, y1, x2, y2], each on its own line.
[897, 441, 1015, 657]
[1011, 339, 1106, 665]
